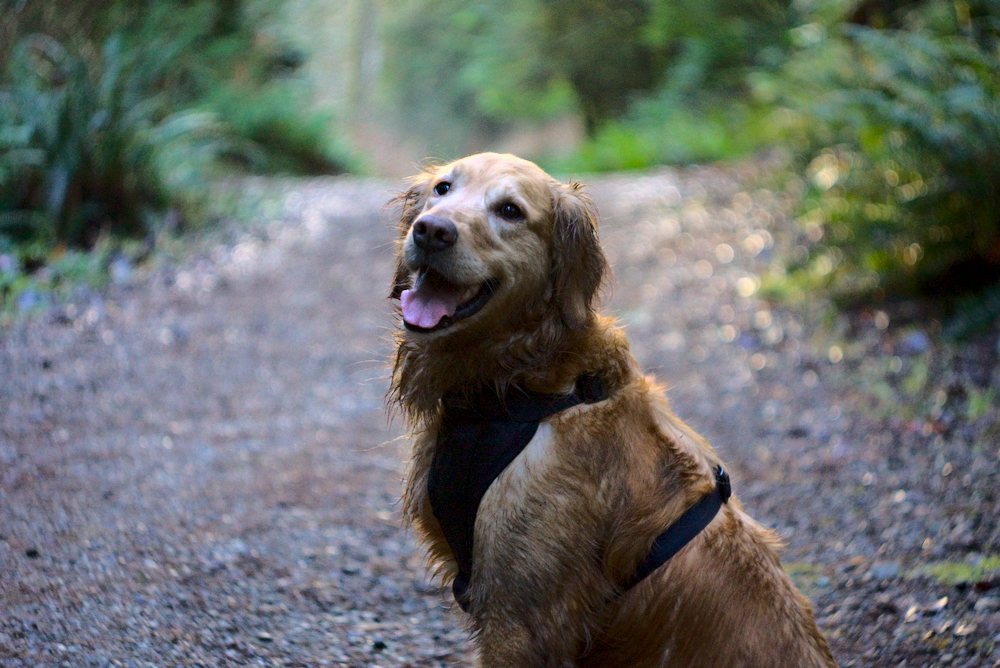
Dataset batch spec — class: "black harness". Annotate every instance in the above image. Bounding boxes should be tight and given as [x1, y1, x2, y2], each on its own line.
[427, 374, 732, 611]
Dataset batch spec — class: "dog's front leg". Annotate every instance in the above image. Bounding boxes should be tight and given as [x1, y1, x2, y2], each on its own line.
[474, 615, 577, 668]
[469, 537, 612, 666]
[475, 618, 539, 667]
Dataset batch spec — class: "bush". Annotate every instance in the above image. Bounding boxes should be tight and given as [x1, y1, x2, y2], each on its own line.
[1, 1, 353, 311]
[540, 0, 794, 170]
[0, 33, 225, 259]
[785, 12, 1000, 316]
[201, 80, 354, 175]
[549, 100, 786, 172]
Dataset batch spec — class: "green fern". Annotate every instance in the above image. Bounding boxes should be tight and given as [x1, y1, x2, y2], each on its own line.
[0, 32, 225, 251]
[786, 8, 1000, 332]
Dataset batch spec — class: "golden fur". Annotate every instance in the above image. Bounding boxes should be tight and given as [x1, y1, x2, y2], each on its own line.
[388, 153, 836, 667]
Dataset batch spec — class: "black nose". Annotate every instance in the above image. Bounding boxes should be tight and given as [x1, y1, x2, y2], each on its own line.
[412, 215, 457, 253]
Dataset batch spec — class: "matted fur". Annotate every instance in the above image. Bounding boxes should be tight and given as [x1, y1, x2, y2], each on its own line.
[388, 153, 836, 667]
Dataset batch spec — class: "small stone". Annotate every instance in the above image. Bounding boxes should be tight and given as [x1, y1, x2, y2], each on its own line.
[974, 596, 999, 613]
[869, 561, 900, 580]
[256, 631, 273, 642]
[974, 578, 996, 592]
[25, 548, 40, 559]
[110, 256, 133, 284]
[928, 596, 949, 613]
[372, 639, 387, 652]
[17, 289, 41, 312]
[900, 331, 931, 355]
[954, 622, 977, 637]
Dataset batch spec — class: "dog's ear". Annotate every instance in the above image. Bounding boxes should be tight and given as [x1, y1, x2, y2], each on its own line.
[388, 169, 435, 299]
[551, 182, 608, 330]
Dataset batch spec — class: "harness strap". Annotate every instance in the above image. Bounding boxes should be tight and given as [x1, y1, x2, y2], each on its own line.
[430, 375, 733, 610]
[430, 373, 608, 610]
[622, 465, 732, 591]
[441, 372, 606, 423]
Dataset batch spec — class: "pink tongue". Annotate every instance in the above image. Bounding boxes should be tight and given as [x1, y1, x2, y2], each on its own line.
[400, 280, 464, 329]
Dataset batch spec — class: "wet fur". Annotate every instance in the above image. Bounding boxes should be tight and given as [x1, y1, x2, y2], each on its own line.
[388, 153, 835, 666]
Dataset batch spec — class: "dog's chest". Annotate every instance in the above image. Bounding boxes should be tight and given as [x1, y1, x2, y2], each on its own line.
[427, 377, 607, 608]
[482, 422, 556, 502]
[428, 416, 570, 607]
[474, 423, 575, 561]
[427, 417, 559, 573]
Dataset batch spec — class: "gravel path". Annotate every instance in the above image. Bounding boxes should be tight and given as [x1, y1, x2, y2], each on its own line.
[2, 165, 997, 666]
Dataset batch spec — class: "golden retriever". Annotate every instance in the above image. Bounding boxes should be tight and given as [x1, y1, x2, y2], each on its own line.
[388, 152, 835, 667]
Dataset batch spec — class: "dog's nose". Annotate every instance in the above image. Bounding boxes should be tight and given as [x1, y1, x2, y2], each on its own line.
[412, 216, 457, 253]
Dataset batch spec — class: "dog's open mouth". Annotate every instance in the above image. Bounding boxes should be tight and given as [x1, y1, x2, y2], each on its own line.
[399, 268, 499, 332]
[400, 269, 498, 333]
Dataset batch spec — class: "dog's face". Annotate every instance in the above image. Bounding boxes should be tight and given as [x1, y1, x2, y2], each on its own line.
[390, 152, 606, 338]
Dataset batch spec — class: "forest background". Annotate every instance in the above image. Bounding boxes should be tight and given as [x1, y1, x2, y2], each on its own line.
[2, 0, 998, 325]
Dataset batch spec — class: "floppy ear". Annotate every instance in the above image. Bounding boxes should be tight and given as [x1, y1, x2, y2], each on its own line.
[550, 182, 608, 330]
[388, 169, 435, 299]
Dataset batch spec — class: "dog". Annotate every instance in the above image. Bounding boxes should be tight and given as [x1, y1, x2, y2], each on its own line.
[388, 152, 836, 666]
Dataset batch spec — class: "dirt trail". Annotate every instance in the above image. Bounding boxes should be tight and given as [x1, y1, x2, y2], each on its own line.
[2, 167, 997, 666]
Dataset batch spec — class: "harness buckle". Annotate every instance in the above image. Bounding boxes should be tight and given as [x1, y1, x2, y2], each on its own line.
[715, 464, 732, 503]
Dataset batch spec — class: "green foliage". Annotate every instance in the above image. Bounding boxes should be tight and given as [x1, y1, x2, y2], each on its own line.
[549, 0, 794, 169]
[0, 33, 225, 255]
[552, 100, 785, 172]
[382, 0, 793, 159]
[0, 0, 352, 310]
[643, 0, 792, 98]
[535, 0, 671, 134]
[919, 554, 1000, 586]
[102, 1, 351, 176]
[381, 0, 578, 153]
[784, 3, 1000, 316]
[201, 80, 355, 175]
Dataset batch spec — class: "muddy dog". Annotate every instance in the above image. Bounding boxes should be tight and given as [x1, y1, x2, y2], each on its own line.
[388, 152, 836, 666]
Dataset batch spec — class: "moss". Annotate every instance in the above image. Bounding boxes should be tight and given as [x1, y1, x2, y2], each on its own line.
[784, 562, 830, 597]
[918, 555, 1000, 586]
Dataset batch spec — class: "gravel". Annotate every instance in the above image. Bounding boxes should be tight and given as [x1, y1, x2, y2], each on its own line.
[1, 164, 997, 666]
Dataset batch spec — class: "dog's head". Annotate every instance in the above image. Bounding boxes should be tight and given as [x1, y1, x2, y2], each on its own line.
[389, 153, 607, 340]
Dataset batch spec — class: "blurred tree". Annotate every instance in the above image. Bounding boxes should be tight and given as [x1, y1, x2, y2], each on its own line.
[643, 0, 792, 98]
[381, 0, 793, 149]
[848, 0, 927, 27]
[345, 0, 379, 126]
[538, 0, 667, 134]
[381, 0, 564, 152]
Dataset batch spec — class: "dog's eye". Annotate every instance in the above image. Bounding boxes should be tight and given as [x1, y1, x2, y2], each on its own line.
[496, 201, 524, 221]
[433, 181, 451, 196]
